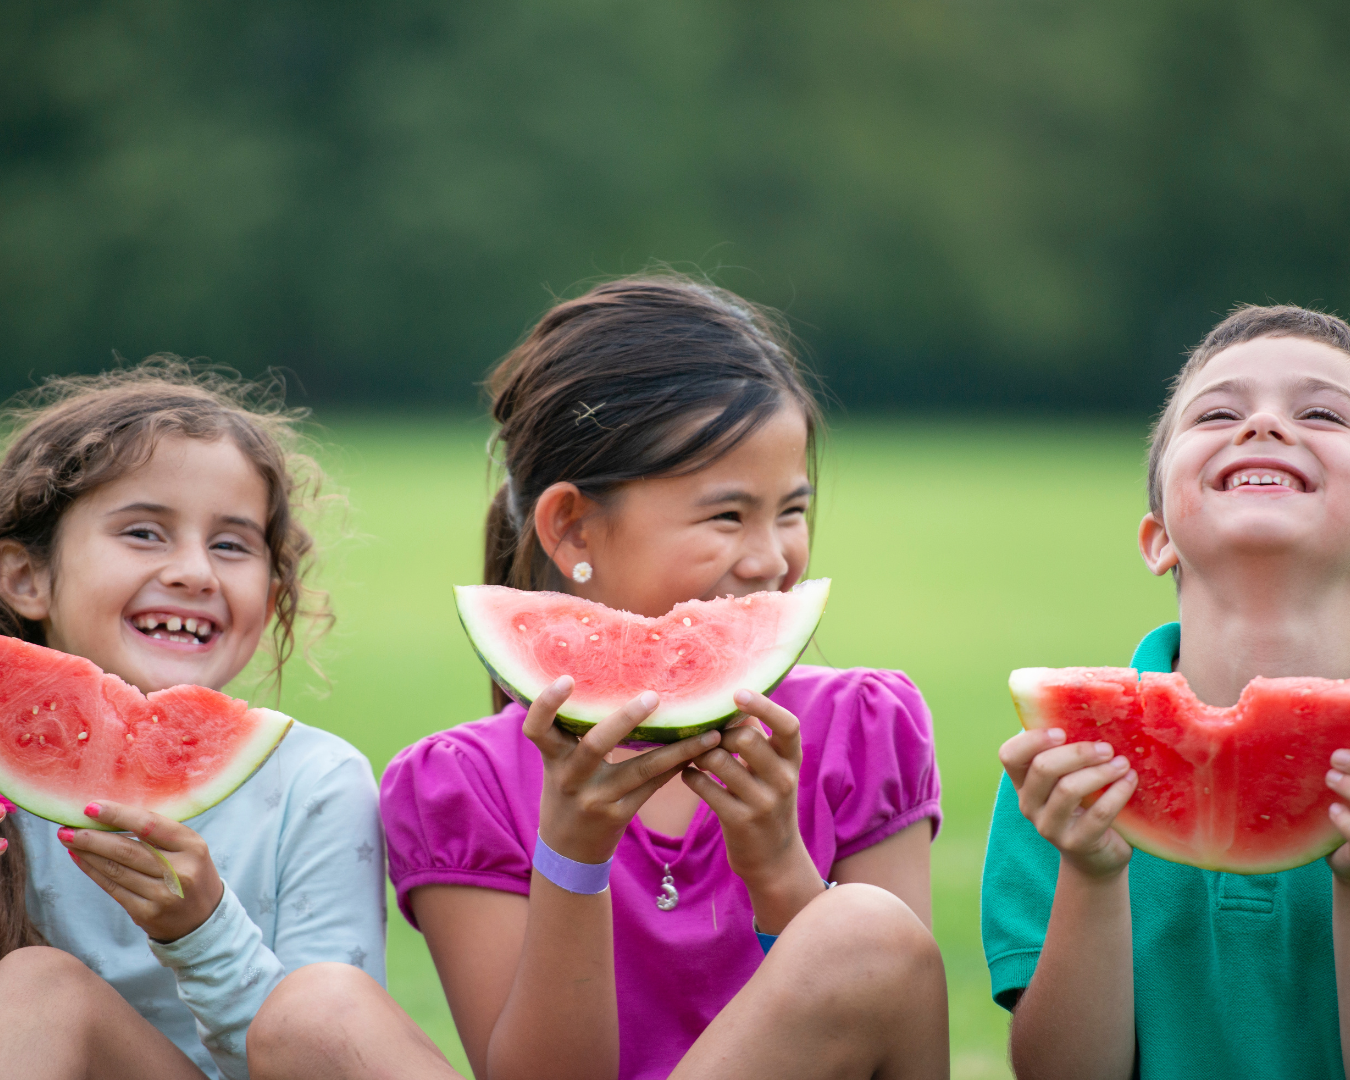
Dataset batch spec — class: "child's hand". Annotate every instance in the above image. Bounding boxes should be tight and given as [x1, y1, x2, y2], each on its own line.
[999, 728, 1137, 878]
[1325, 749, 1350, 881]
[523, 676, 721, 864]
[56, 800, 224, 943]
[681, 689, 822, 934]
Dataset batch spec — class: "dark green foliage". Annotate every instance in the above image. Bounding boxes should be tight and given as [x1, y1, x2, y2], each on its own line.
[3, 1, 1349, 409]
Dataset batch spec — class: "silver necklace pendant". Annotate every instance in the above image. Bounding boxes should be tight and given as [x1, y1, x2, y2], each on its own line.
[656, 863, 679, 910]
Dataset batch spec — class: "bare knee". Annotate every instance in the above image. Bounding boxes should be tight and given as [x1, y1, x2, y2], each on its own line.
[0, 945, 99, 999]
[249, 963, 384, 1064]
[778, 883, 944, 994]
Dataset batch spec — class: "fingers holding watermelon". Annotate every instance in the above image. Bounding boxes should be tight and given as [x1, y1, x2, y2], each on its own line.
[1325, 749, 1350, 880]
[1000, 729, 1137, 878]
[524, 677, 722, 864]
[57, 800, 224, 943]
[681, 689, 821, 934]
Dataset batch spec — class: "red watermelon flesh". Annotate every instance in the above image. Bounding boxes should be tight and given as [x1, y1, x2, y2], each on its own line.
[1010, 666, 1350, 874]
[0, 636, 292, 828]
[455, 579, 831, 743]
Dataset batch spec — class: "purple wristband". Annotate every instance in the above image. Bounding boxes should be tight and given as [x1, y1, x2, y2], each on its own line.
[532, 833, 613, 894]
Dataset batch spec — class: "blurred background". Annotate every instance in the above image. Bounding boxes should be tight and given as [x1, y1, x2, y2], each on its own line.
[5, 0, 1350, 409]
[4, 2, 1345, 1077]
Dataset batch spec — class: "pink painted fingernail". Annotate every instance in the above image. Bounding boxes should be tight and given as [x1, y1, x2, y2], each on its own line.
[57, 827, 75, 843]
[68, 849, 80, 864]
[0, 837, 8, 854]
[84, 803, 101, 819]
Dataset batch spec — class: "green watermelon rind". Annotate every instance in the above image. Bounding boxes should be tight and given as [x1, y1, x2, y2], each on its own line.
[457, 579, 831, 744]
[1009, 666, 1347, 876]
[0, 709, 294, 829]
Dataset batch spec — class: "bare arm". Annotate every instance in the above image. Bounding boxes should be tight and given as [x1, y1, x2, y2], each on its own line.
[1322, 749, 1350, 1078]
[413, 679, 717, 1080]
[831, 819, 933, 929]
[999, 728, 1138, 1080]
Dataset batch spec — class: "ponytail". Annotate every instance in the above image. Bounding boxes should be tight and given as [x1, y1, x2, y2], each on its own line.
[0, 806, 44, 958]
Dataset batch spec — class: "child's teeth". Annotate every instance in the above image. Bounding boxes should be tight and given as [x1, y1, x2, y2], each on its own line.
[166, 616, 182, 632]
[184, 618, 197, 634]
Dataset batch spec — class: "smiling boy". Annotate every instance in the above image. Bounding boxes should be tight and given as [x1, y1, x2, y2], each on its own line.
[982, 305, 1350, 1079]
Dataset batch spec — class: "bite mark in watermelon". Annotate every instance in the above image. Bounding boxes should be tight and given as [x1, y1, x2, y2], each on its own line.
[0, 636, 292, 828]
[1011, 666, 1350, 874]
[455, 579, 830, 743]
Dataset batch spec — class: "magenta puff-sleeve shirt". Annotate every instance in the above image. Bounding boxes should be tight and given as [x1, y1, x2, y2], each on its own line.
[381, 665, 941, 1080]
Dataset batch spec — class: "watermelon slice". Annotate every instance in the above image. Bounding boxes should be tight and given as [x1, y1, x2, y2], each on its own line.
[0, 636, 292, 828]
[1010, 666, 1350, 874]
[455, 579, 831, 743]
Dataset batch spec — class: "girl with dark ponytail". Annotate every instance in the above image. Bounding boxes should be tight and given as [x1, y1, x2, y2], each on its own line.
[250, 274, 948, 1080]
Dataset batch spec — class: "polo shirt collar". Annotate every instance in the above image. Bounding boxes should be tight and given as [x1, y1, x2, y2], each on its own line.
[1131, 621, 1180, 673]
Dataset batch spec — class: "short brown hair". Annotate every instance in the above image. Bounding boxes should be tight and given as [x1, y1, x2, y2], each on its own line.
[1147, 304, 1350, 515]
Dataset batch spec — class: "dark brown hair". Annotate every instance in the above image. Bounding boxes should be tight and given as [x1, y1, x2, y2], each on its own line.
[483, 274, 823, 711]
[1148, 304, 1350, 515]
[0, 356, 334, 956]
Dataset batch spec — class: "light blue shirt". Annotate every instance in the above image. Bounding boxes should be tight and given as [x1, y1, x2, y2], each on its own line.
[16, 720, 387, 1080]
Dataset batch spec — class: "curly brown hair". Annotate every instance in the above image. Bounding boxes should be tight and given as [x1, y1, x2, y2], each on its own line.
[0, 356, 335, 957]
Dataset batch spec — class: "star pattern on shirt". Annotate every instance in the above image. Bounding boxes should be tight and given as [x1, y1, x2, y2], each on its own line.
[241, 965, 263, 989]
[259, 894, 276, 915]
[292, 893, 315, 919]
[355, 841, 375, 863]
[303, 796, 327, 818]
[216, 853, 232, 875]
[137, 999, 163, 1020]
[348, 946, 367, 969]
[264, 789, 282, 810]
[82, 950, 105, 974]
[38, 884, 59, 906]
[206, 1032, 235, 1054]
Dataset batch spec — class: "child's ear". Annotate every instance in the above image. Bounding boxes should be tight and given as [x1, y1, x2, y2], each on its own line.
[533, 482, 600, 582]
[1138, 512, 1179, 577]
[0, 541, 53, 621]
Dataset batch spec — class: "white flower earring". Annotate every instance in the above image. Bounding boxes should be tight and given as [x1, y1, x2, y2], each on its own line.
[571, 561, 593, 584]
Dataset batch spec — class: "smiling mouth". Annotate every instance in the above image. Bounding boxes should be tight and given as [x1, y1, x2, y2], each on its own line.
[129, 613, 217, 645]
[1223, 468, 1306, 492]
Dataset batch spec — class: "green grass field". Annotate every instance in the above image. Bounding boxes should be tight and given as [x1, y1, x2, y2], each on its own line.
[259, 416, 1179, 1079]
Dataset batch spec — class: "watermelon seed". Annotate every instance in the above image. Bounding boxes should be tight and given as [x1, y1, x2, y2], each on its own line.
[1285, 754, 1295, 760]
[1261, 814, 1271, 821]
[558, 641, 567, 647]
[30, 706, 36, 715]
[518, 625, 526, 631]
[581, 617, 589, 624]
[151, 715, 158, 723]
[47, 703, 54, 711]
[1135, 747, 1143, 754]
[683, 618, 692, 626]
[181, 735, 191, 743]
[77, 732, 87, 741]
[125, 733, 133, 743]
[1204, 786, 1210, 795]
[651, 633, 660, 641]
[590, 634, 599, 641]
[37, 735, 44, 745]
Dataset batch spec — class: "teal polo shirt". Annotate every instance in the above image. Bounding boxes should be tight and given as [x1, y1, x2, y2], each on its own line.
[981, 623, 1343, 1077]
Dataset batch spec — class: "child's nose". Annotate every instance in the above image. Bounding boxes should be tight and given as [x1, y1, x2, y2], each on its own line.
[1237, 410, 1293, 444]
[161, 543, 218, 591]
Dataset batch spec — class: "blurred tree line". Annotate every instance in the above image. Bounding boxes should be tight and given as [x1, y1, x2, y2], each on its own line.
[2, 0, 1349, 411]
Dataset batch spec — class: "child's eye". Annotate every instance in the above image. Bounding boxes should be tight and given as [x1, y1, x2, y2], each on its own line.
[124, 527, 164, 543]
[1300, 406, 1349, 426]
[211, 539, 252, 554]
[1195, 408, 1241, 424]
[780, 505, 808, 519]
[711, 511, 741, 524]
